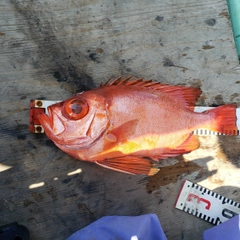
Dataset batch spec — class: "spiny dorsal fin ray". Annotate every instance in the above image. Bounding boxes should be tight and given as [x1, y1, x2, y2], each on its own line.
[116, 76, 132, 85]
[102, 76, 202, 110]
[110, 76, 123, 85]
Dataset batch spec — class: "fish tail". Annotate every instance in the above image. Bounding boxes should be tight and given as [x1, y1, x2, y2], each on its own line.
[204, 104, 238, 135]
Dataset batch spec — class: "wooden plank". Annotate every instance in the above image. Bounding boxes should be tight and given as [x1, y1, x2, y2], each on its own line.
[1, 0, 240, 239]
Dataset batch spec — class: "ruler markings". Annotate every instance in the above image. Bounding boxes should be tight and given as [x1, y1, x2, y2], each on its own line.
[175, 180, 240, 225]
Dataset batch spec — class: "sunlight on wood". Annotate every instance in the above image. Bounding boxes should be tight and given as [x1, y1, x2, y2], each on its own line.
[0, 163, 12, 172]
[67, 168, 82, 176]
[29, 182, 45, 189]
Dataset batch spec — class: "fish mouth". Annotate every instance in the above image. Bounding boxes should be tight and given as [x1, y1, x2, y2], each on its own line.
[38, 111, 51, 131]
[39, 105, 68, 135]
[38, 107, 61, 137]
[38, 111, 58, 141]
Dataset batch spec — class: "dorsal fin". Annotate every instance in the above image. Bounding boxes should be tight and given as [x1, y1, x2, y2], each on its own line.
[102, 76, 202, 110]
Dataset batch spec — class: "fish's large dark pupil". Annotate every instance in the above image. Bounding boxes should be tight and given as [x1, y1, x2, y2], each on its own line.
[71, 103, 82, 114]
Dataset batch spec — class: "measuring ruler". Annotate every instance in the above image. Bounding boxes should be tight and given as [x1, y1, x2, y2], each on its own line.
[175, 180, 240, 225]
[29, 100, 61, 133]
[29, 100, 240, 134]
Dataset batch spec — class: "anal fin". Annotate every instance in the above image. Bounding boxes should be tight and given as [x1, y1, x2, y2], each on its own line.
[158, 134, 199, 158]
[95, 156, 159, 176]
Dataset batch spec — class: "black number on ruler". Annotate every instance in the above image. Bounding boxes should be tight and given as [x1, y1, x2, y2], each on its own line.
[222, 208, 238, 219]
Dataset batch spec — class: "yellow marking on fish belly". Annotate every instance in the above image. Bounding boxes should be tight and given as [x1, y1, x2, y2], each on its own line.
[99, 134, 161, 156]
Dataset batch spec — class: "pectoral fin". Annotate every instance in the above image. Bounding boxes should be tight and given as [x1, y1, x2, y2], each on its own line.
[102, 119, 138, 153]
[95, 156, 159, 176]
[109, 119, 138, 143]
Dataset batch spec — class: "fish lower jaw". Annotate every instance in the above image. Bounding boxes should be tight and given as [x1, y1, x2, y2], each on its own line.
[63, 144, 87, 150]
[38, 113, 52, 131]
[55, 137, 96, 150]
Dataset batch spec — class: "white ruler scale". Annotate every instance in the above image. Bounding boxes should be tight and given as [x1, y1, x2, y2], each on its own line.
[175, 180, 240, 225]
[29, 100, 61, 133]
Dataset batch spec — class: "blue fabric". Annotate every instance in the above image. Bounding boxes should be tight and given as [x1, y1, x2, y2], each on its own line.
[203, 214, 240, 240]
[67, 214, 167, 240]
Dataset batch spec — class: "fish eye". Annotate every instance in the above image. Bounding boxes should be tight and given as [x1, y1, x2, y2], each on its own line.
[63, 99, 89, 120]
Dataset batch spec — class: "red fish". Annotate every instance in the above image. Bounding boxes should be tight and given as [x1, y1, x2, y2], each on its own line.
[38, 77, 237, 175]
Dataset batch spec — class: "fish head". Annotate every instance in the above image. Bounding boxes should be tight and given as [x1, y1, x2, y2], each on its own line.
[38, 92, 110, 150]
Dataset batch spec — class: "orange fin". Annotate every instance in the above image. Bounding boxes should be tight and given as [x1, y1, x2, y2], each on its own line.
[203, 104, 237, 135]
[159, 85, 201, 110]
[95, 156, 159, 176]
[158, 134, 199, 158]
[104, 76, 201, 110]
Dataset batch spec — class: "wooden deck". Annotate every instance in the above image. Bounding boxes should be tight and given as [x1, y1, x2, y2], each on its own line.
[1, 0, 240, 239]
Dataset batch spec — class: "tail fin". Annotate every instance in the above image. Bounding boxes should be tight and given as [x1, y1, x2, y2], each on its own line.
[204, 104, 237, 135]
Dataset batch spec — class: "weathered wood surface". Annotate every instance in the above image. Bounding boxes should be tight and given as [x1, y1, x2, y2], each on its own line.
[1, 0, 240, 239]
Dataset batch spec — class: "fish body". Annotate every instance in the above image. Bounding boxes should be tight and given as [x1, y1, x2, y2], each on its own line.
[38, 77, 237, 175]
